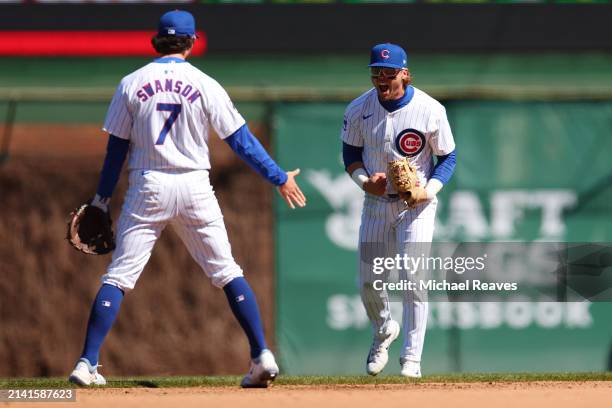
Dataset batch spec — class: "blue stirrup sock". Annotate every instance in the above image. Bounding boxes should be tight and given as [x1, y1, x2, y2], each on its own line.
[80, 284, 124, 366]
[80, 279, 266, 364]
[223, 277, 268, 359]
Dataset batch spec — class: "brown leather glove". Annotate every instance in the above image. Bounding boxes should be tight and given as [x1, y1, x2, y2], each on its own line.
[388, 157, 425, 208]
[66, 203, 115, 255]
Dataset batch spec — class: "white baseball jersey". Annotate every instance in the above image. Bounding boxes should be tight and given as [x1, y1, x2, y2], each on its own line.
[100, 58, 245, 291]
[343, 86, 455, 364]
[342, 86, 455, 194]
[103, 58, 245, 170]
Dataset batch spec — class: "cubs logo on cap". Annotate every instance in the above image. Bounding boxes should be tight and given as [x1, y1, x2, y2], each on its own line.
[369, 43, 408, 69]
[158, 10, 198, 38]
[395, 129, 425, 157]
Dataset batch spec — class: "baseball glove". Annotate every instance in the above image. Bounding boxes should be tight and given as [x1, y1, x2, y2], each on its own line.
[387, 157, 426, 208]
[66, 203, 115, 255]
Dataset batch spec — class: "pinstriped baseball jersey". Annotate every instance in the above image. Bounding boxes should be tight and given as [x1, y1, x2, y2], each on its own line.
[100, 57, 246, 292]
[347, 85, 454, 365]
[341, 86, 455, 194]
[103, 59, 245, 170]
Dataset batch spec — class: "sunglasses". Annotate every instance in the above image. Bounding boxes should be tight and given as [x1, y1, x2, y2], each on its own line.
[370, 67, 402, 79]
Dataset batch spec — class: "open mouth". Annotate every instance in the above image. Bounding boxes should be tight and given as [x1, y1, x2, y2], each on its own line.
[377, 84, 390, 94]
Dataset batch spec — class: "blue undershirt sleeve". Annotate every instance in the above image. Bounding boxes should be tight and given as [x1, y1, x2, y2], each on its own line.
[96, 134, 129, 198]
[224, 124, 288, 186]
[430, 150, 457, 185]
[342, 142, 364, 172]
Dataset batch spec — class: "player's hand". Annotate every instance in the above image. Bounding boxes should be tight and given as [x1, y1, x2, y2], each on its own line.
[278, 168, 306, 209]
[363, 173, 387, 196]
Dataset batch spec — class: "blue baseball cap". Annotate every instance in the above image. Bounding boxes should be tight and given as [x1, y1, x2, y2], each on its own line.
[368, 43, 408, 69]
[158, 10, 197, 38]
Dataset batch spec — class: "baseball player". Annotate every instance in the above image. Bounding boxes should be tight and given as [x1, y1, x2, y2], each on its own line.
[341, 43, 456, 377]
[68, 10, 306, 388]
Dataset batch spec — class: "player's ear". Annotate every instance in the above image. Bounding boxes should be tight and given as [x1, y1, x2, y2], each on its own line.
[403, 70, 413, 86]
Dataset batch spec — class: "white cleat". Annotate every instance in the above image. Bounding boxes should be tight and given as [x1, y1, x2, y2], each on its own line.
[400, 358, 422, 378]
[240, 349, 279, 388]
[68, 358, 107, 386]
[366, 320, 400, 376]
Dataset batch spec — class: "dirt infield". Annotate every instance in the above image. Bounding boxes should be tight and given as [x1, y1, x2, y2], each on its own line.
[13, 382, 612, 408]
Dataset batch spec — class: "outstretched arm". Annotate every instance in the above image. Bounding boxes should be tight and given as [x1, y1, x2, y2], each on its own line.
[225, 124, 306, 209]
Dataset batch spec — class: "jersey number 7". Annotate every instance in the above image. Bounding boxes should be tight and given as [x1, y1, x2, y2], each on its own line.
[155, 103, 182, 145]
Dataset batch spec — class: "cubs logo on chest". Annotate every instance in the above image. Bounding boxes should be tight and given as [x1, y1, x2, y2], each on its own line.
[395, 129, 425, 157]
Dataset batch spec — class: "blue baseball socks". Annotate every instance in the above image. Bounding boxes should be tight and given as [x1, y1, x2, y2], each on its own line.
[79, 278, 265, 365]
[223, 277, 268, 359]
[80, 284, 124, 366]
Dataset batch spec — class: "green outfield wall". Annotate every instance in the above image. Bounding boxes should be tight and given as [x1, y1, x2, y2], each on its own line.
[273, 101, 612, 375]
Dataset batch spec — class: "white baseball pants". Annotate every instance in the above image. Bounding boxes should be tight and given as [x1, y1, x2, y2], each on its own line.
[102, 169, 243, 291]
[358, 195, 436, 362]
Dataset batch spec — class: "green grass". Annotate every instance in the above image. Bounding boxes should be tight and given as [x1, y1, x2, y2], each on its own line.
[1, 372, 611, 389]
